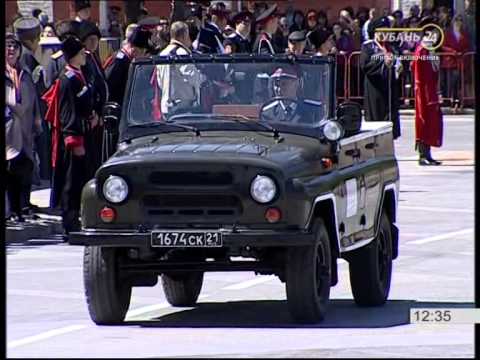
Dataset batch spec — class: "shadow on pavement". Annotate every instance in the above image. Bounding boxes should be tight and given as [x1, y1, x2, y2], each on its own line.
[6, 235, 67, 253]
[124, 299, 474, 329]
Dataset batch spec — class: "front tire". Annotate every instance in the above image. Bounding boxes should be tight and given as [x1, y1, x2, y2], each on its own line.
[286, 218, 332, 323]
[348, 211, 393, 306]
[83, 246, 132, 325]
[161, 272, 204, 306]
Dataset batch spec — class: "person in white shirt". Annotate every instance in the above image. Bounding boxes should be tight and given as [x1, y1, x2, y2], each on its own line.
[157, 22, 205, 117]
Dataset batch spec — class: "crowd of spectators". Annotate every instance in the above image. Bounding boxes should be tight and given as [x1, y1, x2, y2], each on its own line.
[4, 0, 476, 223]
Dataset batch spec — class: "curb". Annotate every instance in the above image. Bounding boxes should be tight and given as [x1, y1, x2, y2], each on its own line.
[399, 108, 475, 116]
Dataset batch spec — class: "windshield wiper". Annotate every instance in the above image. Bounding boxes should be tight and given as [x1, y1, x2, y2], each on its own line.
[130, 122, 201, 136]
[168, 113, 281, 140]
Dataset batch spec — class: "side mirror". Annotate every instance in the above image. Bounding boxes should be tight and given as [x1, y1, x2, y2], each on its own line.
[102, 102, 121, 132]
[336, 102, 362, 136]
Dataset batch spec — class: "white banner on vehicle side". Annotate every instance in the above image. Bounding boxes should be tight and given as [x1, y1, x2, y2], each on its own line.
[346, 178, 358, 218]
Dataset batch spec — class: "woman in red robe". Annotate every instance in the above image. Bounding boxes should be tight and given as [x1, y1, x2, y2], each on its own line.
[411, 35, 443, 165]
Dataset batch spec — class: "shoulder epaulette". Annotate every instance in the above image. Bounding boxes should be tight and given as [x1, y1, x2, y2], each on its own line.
[65, 70, 76, 79]
[52, 50, 63, 60]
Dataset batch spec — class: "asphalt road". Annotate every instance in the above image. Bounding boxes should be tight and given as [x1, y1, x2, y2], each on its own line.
[6, 115, 475, 358]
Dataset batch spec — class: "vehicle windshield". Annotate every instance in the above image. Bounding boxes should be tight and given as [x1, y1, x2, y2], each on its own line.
[124, 56, 333, 135]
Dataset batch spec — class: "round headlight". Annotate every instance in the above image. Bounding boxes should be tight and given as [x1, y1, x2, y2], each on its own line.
[323, 121, 344, 141]
[103, 175, 129, 203]
[250, 175, 277, 204]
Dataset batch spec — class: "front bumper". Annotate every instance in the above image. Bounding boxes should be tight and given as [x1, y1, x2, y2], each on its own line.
[69, 228, 315, 248]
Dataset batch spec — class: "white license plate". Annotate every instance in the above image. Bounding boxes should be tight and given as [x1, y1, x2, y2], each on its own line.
[151, 231, 223, 247]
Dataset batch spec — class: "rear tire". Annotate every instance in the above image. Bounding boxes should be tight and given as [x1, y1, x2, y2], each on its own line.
[286, 218, 331, 323]
[348, 211, 393, 306]
[161, 272, 204, 306]
[83, 246, 132, 325]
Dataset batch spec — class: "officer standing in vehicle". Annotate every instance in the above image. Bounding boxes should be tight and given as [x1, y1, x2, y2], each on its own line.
[194, 2, 230, 54]
[253, 4, 280, 55]
[261, 67, 324, 125]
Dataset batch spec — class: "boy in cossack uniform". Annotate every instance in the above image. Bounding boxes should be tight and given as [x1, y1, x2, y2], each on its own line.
[45, 20, 80, 89]
[42, 37, 96, 237]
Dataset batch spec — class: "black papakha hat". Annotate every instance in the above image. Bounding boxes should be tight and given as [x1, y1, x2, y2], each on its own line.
[129, 27, 151, 49]
[56, 20, 80, 41]
[232, 11, 253, 24]
[62, 36, 84, 61]
[77, 20, 101, 42]
[208, 2, 230, 17]
[13, 16, 41, 42]
[308, 29, 330, 49]
[75, 0, 91, 12]
[288, 30, 306, 43]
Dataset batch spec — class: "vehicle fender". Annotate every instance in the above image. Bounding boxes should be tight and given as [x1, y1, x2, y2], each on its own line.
[375, 182, 399, 260]
[308, 195, 340, 286]
[80, 179, 99, 228]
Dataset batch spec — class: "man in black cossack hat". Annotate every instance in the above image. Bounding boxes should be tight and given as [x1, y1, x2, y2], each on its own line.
[41, 36, 97, 238]
[77, 20, 109, 178]
[360, 16, 402, 139]
[225, 11, 253, 53]
[253, 4, 281, 55]
[75, 0, 92, 23]
[104, 26, 151, 145]
[105, 26, 150, 106]
[194, 1, 231, 53]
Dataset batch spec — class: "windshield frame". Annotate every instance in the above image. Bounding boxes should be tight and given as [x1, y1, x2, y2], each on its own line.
[119, 54, 336, 141]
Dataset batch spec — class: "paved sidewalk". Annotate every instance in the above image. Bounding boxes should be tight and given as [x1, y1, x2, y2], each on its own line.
[398, 107, 475, 116]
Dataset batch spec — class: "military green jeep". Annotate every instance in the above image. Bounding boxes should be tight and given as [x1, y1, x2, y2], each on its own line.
[70, 54, 399, 325]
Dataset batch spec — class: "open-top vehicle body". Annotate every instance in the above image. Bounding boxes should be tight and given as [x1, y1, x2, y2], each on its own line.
[70, 53, 399, 325]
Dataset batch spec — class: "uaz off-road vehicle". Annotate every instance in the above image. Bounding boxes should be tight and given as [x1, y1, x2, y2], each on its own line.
[70, 54, 399, 325]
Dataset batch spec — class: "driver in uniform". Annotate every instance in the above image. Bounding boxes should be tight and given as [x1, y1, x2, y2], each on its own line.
[261, 67, 324, 124]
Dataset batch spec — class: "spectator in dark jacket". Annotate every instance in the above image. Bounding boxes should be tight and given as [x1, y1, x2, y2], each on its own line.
[289, 10, 305, 33]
